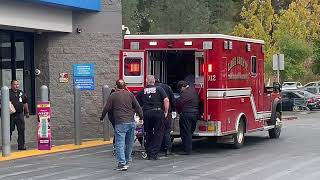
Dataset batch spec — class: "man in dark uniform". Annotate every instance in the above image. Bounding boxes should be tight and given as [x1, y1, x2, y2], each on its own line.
[176, 80, 199, 155]
[155, 79, 176, 156]
[9, 80, 29, 150]
[136, 75, 169, 160]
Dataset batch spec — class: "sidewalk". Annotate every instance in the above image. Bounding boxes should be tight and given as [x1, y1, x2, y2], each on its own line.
[0, 139, 112, 162]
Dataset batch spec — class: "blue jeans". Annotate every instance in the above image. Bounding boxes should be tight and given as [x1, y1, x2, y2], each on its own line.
[115, 122, 136, 166]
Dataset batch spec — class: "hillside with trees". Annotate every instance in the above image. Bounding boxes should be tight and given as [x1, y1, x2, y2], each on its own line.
[122, 0, 320, 83]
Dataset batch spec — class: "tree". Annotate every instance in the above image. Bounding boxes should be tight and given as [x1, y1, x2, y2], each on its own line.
[273, 0, 319, 81]
[148, 0, 211, 34]
[233, 0, 276, 76]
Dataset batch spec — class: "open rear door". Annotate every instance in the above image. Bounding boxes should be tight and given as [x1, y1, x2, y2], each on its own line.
[119, 50, 146, 92]
[195, 51, 208, 120]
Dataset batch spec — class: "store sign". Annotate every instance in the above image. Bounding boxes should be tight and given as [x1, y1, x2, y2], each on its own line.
[73, 64, 95, 91]
[74, 76, 95, 91]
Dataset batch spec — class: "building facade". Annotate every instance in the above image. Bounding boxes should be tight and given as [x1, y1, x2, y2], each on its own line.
[0, 0, 122, 144]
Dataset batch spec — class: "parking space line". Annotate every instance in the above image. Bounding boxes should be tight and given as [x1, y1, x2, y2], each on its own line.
[22, 167, 86, 180]
[0, 166, 58, 179]
[59, 150, 112, 159]
[262, 157, 320, 180]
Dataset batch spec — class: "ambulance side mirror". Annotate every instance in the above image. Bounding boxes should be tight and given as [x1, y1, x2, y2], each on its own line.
[273, 82, 281, 92]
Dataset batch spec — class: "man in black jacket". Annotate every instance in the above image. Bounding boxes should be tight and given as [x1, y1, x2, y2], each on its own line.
[155, 79, 176, 156]
[176, 80, 199, 155]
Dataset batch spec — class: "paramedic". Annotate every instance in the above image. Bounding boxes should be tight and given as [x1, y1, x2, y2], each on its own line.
[155, 79, 176, 156]
[176, 80, 199, 155]
[10, 80, 29, 151]
[136, 75, 169, 160]
[100, 79, 143, 171]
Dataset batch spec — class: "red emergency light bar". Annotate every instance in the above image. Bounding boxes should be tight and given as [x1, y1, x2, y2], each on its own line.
[129, 63, 140, 73]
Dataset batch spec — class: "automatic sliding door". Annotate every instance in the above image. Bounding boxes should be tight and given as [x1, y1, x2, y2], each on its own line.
[0, 30, 35, 114]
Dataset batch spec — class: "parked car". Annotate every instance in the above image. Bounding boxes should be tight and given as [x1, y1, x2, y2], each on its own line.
[303, 81, 320, 95]
[282, 81, 303, 90]
[281, 90, 319, 111]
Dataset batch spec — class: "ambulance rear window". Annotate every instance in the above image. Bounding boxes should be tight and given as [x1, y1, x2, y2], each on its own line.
[124, 58, 142, 76]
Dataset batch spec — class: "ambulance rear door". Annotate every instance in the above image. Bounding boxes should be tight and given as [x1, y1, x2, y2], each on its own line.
[119, 50, 146, 92]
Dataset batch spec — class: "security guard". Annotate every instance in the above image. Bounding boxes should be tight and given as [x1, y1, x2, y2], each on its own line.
[176, 80, 199, 155]
[136, 75, 169, 160]
[9, 80, 29, 150]
[155, 79, 176, 156]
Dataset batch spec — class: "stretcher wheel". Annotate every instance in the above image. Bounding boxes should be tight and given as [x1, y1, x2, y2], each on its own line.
[141, 152, 147, 159]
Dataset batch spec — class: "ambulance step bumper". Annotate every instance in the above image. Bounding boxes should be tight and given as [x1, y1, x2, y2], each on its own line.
[263, 125, 275, 131]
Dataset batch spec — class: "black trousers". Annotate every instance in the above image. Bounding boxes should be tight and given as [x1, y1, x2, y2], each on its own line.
[161, 113, 172, 151]
[10, 113, 25, 148]
[179, 112, 198, 153]
[144, 109, 165, 158]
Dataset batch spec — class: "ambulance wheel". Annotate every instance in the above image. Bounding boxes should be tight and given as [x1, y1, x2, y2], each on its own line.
[232, 120, 245, 149]
[269, 112, 281, 139]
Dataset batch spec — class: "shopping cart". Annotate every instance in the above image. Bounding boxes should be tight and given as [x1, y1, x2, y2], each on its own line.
[132, 120, 147, 159]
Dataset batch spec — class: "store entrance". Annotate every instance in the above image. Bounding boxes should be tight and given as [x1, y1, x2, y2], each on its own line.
[0, 30, 35, 114]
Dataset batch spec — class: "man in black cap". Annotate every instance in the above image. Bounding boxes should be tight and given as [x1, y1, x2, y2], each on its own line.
[136, 75, 169, 160]
[176, 80, 199, 155]
[155, 78, 176, 156]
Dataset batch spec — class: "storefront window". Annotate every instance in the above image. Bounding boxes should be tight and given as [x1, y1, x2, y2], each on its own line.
[0, 31, 35, 114]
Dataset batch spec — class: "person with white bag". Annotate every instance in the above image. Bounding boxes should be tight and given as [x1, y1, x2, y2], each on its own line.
[9, 80, 29, 150]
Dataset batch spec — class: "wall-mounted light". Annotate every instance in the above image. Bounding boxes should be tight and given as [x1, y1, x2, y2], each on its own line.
[122, 25, 131, 35]
[149, 41, 157, 46]
[184, 41, 193, 46]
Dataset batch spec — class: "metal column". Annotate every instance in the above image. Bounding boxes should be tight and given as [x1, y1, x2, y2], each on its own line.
[102, 85, 111, 141]
[1, 86, 11, 157]
[40, 85, 49, 101]
[74, 86, 81, 145]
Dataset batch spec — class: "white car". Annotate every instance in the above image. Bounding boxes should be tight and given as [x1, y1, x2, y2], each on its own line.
[282, 82, 303, 90]
[303, 81, 320, 95]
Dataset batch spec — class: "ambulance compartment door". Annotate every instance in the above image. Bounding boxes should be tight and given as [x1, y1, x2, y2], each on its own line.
[120, 50, 145, 87]
[148, 51, 167, 83]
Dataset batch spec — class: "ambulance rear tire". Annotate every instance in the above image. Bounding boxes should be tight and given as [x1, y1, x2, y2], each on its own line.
[232, 120, 245, 149]
[269, 112, 281, 139]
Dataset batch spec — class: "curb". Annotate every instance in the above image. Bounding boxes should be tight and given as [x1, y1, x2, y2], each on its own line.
[282, 116, 298, 121]
[0, 139, 112, 162]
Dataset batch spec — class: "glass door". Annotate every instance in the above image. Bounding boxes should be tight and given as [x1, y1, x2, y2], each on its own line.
[0, 30, 35, 114]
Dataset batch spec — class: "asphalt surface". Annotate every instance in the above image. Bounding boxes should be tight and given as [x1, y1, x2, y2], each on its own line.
[0, 111, 320, 180]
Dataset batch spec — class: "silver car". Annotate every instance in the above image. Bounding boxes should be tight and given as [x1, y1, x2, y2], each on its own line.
[303, 81, 320, 95]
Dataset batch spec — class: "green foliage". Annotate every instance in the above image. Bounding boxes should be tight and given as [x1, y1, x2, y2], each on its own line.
[278, 36, 312, 81]
[122, 0, 243, 34]
[122, 0, 320, 83]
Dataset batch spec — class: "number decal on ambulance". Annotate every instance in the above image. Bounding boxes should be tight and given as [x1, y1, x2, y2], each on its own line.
[208, 75, 216, 81]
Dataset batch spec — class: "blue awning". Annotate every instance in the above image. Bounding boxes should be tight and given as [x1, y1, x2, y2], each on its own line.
[26, 0, 101, 11]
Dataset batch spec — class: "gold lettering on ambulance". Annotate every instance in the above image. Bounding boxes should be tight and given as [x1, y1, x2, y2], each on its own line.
[227, 57, 248, 72]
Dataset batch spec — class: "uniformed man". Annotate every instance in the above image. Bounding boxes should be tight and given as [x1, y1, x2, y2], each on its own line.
[9, 80, 29, 150]
[176, 80, 199, 155]
[155, 79, 176, 156]
[136, 75, 169, 160]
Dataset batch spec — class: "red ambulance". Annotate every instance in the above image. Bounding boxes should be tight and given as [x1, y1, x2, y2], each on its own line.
[120, 34, 282, 148]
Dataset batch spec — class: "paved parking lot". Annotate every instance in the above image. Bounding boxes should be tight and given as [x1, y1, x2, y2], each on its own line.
[0, 111, 319, 180]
